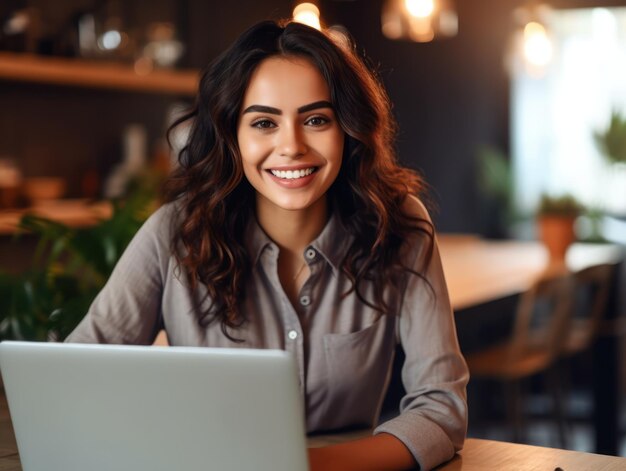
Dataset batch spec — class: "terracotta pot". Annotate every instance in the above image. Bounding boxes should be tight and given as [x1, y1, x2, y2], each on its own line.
[538, 215, 576, 261]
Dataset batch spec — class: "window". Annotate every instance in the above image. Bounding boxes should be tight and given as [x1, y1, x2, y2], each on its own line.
[512, 7, 626, 219]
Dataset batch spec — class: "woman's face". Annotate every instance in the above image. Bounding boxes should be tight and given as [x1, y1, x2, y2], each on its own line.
[237, 56, 344, 216]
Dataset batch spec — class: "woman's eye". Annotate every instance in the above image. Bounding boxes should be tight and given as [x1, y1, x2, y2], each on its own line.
[252, 119, 276, 129]
[306, 116, 329, 127]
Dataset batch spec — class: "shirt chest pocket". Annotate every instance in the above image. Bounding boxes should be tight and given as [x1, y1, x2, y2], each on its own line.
[321, 316, 396, 429]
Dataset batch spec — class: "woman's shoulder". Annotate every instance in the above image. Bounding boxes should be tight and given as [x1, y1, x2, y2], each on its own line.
[136, 200, 183, 244]
[146, 200, 182, 225]
[398, 195, 435, 264]
[400, 194, 432, 223]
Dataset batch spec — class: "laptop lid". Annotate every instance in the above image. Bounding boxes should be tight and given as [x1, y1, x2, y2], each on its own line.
[0, 341, 309, 471]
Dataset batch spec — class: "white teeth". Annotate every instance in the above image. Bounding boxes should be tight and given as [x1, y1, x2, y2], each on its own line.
[270, 168, 315, 179]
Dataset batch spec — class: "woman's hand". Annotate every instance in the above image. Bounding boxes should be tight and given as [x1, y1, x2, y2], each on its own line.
[307, 433, 417, 471]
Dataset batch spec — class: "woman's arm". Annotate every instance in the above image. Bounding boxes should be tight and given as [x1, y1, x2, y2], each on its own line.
[65, 204, 174, 344]
[308, 433, 416, 471]
[372, 198, 469, 470]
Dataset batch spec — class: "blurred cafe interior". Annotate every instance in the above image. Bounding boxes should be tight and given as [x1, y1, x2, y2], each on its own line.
[1, 0, 626, 463]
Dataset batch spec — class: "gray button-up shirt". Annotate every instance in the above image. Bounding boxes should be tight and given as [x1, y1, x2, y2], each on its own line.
[67, 198, 468, 470]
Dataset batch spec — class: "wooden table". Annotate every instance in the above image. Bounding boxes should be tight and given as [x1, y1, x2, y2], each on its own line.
[438, 235, 625, 456]
[0, 393, 18, 470]
[2, 417, 625, 471]
[437, 235, 624, 311]
[437, 438, 626, 470]
[311, 434, 626, 470]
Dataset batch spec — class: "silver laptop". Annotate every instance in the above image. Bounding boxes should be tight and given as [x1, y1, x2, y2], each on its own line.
[0, 341, 309, 471]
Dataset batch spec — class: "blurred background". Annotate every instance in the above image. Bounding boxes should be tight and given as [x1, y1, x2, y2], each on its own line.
[1, 0, 626, 236]
[1, 0, 626, 461]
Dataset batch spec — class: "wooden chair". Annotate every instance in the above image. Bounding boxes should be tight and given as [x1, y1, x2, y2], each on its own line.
[562, 264, 613, 357]
[555, 263, 614, 431]
[465, 270, 574, 446]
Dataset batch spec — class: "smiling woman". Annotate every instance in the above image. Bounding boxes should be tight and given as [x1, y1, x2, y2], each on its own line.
[237, 57, 344, 218]
[66, 20, 468, 471]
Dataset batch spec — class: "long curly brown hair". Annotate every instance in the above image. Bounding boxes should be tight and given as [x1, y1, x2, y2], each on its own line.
[164, 20, 433, 337]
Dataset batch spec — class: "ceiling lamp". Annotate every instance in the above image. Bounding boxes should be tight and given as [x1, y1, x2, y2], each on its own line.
[508, 4, 554, 77]
[382, 0, 458, 43]
[293, 2, 322, 31]
[523, 21, 553, 68]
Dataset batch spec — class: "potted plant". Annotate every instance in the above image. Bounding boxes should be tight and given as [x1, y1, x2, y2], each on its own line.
[536, 193, 583, 261]
[0, 175, 158, 342]
[593, 108, 626, 216]
[594, 109, 626, 165]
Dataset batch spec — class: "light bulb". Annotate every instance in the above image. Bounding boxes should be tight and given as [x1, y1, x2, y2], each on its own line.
[293, 3, 322, 30]
[405, 0, 435, 19]
[523, 22, 553, 67]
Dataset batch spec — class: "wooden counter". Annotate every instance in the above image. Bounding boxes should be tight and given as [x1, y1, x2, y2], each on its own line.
[0, 200, 112, 235]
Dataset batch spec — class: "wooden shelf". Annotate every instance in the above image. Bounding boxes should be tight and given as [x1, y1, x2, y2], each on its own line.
[0, 52, 199, 96]
[0, 199, 112, 235]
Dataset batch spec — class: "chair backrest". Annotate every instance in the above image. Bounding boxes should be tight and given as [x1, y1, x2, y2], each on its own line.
[508, 270, 573, 362]
[567, 263, 614, 352]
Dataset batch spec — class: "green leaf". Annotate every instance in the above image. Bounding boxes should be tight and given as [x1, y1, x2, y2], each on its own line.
[594, 109, 626, 164]
[0, 176, 157, 341]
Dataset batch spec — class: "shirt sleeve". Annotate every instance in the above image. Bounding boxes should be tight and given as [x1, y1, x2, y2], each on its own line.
[65, 204, 175, 345]
[373, 199, 469, 470]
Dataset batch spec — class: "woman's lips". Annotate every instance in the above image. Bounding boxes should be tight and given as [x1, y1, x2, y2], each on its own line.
[265, 166, 319, 188]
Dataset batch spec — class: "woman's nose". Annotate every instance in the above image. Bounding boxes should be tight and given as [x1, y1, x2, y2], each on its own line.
[277, 125, 306, 158]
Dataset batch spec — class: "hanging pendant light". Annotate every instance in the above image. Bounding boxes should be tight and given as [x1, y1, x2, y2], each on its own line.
[381, 0, 458, 43]
[523, 21, 553, 68]
[293, 2, 322, 30]
[507, 3, 555, 78]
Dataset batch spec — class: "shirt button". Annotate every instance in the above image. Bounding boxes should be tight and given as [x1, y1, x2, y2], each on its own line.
[288, 330, 298, 340]
[300, 295, 311, 306]
[305, 248, 316, 260]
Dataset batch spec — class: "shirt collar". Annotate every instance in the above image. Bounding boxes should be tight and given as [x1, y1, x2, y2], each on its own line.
[309, 211, 352, 274]
[245, 211, 353, 274]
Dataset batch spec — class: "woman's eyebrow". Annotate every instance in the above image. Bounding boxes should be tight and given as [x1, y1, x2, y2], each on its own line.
[241, 100, 333, 115]
[297, 100, 333, 113]
[242, 105, 281, 115]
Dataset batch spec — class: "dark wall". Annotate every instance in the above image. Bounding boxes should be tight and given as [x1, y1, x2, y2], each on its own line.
[0, 82, 174, 194]
[330, 0, 515, 232]
[184, 0, 292, 67]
